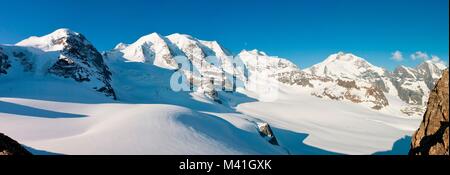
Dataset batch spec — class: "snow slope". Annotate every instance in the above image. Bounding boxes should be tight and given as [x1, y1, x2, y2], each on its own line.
[0, 78, 285, 155]
[0, 76, 421, 155]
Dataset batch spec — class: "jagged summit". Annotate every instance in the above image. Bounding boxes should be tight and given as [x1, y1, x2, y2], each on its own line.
[423, 59, 447, 70]
[393, 65, 418, 79]
[106, 32, 236, 71]
[417, 60, 448, 78]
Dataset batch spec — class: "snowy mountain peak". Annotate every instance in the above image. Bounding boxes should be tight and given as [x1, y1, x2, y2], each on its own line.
[50, 28, 78, 37]
[16, 28, 89, 51]
[106, 32, 179, 69]
[415, 60, 448, 85]
[323, 52, 366, 64]
[239, 49, 268, 57]
[417, 60, 446, 74]
[114, 43, 129, 50]
[393, 65, 417, 79]
[167, 33, 195, 41]
[305, 52, 385, 80]
[421, 60, 447, 71]
[135, 32, 165, 44]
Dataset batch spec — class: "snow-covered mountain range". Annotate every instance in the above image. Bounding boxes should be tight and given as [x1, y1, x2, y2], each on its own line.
[0, 29, 447, 155]
[103, 32, 446, 114]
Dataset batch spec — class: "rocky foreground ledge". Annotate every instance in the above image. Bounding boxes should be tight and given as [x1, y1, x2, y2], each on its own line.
[0, 133, 31, 155]
[410, 69, 449, 155]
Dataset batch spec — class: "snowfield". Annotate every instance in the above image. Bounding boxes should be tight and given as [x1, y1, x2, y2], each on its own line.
[0, 72, 290, 155]
[237, 84, 421, 154]
[0, 76, 421, 155]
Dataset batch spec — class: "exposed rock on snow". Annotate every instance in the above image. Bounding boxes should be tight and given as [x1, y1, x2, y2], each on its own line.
[273, 68, 390, 110]
[275, 70, 315, 87]
[390, 62, 446, 116]
[392, 61, 446, 106]
[296, 52, 393, 110]
[0, 48, 11, 75]
[410, 69, 449, 155]
[257, 122, 279, 146]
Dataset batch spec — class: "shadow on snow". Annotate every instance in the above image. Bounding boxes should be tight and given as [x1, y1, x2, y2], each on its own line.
[373, 135, 411, 155]
[0, 100, 87, 118]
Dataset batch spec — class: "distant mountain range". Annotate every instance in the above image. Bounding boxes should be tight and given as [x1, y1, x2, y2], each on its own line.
[1, 29, 445, 117]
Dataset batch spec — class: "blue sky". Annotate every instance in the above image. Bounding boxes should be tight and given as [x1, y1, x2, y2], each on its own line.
[0, 0, 448, 70]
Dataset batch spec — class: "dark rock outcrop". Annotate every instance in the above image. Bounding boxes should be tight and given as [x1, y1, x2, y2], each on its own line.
[0, 133, 31, 155]
[337, 79, 359, 89]
[410, 69, 449, 155]
[275, 70, 315, 87]
[12, 51, 34, 72]
[257, 123, 279, 146]
[0, 48, 11, 75]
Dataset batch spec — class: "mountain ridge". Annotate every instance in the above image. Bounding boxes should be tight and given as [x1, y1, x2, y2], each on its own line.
[2, 28, 448, 116]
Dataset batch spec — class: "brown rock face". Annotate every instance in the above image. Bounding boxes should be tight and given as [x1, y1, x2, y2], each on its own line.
[410, 69, 449, 155]
[0, 133, 32, 155]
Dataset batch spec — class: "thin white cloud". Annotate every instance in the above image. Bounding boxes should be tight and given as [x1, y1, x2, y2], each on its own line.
[391, 50, 403, 61]
[430, 55, 441, 62]
[410, 51, 429, 60]
[409, 51, 448, 66]
[430, 55, 447, 65]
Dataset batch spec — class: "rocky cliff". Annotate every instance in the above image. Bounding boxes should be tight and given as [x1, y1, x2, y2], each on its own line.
[410, 69, 449, 155]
